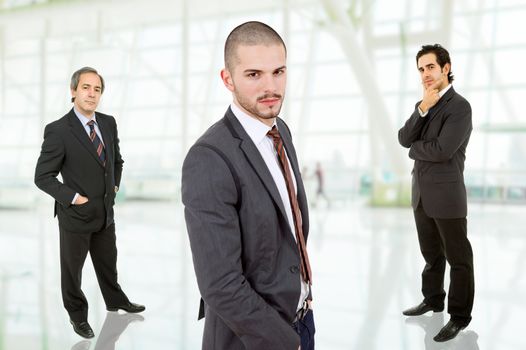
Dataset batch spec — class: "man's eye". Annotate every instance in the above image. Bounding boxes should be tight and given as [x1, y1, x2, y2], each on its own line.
[247, 73, 258, 78]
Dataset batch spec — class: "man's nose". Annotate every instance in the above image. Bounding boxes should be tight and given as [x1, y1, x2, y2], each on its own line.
[261, 74, 277, 92]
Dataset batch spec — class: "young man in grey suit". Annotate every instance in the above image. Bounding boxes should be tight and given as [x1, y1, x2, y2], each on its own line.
[182, 22, 315, 350]
[399, 44, 474, 342]
[35, 67, 144, 339]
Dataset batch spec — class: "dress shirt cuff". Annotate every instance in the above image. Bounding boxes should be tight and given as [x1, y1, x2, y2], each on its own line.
[72, 193, 79, 205]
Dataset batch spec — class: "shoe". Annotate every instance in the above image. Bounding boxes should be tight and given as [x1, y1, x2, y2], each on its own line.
[402, 302, 443, 316]
[433, 320, 466, 342]
[107, 302, 145, 313]
[70, 320, 95, 339]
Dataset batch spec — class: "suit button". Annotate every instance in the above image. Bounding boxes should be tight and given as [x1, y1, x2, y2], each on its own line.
[104, 194, 108, 198]
[105, 173, 108, 177]
[290, 265, 300, 274]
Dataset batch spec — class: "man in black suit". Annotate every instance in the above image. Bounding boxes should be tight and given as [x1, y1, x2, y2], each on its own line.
[398, 44, 474, 342]
[35, 67, 144, 339]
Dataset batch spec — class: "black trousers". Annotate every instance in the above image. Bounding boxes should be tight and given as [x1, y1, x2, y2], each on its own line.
[59, 223, 129, 322]
[413, 204, 474, 325]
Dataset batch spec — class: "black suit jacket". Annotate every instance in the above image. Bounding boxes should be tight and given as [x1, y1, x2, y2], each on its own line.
[181, 108, 309, 349]
[398, 87, 472, 219]
[35, 108, 123, 233]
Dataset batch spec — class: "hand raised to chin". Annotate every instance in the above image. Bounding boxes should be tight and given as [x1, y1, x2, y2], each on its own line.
[419, 75, 445, 113]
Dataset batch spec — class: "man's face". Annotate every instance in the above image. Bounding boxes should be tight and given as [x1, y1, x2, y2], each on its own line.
[417, 53, 449, 90]
[71, 72, 102, 117]
[221, 44, 286, 126]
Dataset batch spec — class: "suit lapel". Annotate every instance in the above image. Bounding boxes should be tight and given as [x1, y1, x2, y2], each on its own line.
[224, 110, 289, 224]
[421, 87, 456, 136]
[96, 113, 113, 166]
[277, 118, 309, 231]
[67, 109, 105, 168]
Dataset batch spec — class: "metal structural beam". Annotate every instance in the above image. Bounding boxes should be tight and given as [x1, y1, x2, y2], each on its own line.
[0, 0, 316, 40]
[320, 0, 407, 179]
[317, 0, 459, 205]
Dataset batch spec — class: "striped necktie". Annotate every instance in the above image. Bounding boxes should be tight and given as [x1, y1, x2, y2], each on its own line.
[267, 126, 312, 284]
[87, 120, 106, 166]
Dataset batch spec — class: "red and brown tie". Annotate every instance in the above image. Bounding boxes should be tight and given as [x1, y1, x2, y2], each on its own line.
[87, 120, 106, 166]
[267, 126, 312, 285]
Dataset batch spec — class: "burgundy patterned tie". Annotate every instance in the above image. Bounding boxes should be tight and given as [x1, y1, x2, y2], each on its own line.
[267, 126, 312, 284]
[87, 120, 106, 166]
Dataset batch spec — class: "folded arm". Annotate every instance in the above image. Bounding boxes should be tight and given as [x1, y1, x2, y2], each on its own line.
[409, 105, 472, 163]
[398, 103, 427, 148]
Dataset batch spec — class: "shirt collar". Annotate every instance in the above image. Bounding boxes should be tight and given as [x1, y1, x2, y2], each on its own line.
[439, 84, 452, 98]
[73, 107, 97, 126]
[230, 102, 276, 145]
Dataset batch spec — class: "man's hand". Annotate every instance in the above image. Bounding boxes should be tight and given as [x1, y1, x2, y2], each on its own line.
[74, 195, 89, 205]
[419, 77, 444, 113]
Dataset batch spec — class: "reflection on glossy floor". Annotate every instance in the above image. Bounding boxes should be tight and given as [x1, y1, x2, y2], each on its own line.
[0, 200, 523, 349]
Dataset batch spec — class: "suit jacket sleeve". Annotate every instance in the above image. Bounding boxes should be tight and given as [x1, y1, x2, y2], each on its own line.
[182, 144, 300, 350]
[409, 102, 472, 162]
[34, 124, 76, 206]
[112, 117, 124, 188]
[398, 102, 427, 148]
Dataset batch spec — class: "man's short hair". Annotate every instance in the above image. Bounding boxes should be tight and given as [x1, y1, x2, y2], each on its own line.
[224, 21, 286, 72]
[416, 44, 454, 83]
[70, 67, 105, 102]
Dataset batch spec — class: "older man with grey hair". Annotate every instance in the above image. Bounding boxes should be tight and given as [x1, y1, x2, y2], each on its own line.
[35, 67, 144, 339]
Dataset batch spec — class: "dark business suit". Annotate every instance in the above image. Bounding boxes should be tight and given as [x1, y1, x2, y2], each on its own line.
[182, 108, 311, 349]
[398, 87, 474, 324]
[35, 108, 129, 322]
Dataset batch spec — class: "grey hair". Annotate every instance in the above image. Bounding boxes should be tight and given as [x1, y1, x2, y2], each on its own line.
[70, 67, 105, 102]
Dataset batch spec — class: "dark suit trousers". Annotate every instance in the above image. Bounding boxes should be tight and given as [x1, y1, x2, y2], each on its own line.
[413, 204, 474, 325]
[292, 309, 315, 350]
[59, 223, 129, 322]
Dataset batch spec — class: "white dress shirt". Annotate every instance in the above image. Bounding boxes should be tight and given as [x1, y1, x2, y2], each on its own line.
[71, 108, 105, 204]
[73, 107, 104, 144]
[230, 102, 310, 312]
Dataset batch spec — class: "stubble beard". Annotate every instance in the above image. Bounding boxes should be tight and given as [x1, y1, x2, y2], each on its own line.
[234, 90, 284, 121]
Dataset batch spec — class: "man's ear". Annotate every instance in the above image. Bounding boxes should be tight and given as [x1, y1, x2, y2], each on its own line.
[442, 63, 451, 76]
[70, 88, 76, 103]
[220, 68, 235, 92]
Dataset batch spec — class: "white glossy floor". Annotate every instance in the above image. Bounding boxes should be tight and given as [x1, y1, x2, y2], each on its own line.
[0, 199, 524, 350]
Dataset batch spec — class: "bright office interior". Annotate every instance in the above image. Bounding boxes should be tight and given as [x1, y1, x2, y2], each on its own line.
[0, 0, 525, 349]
